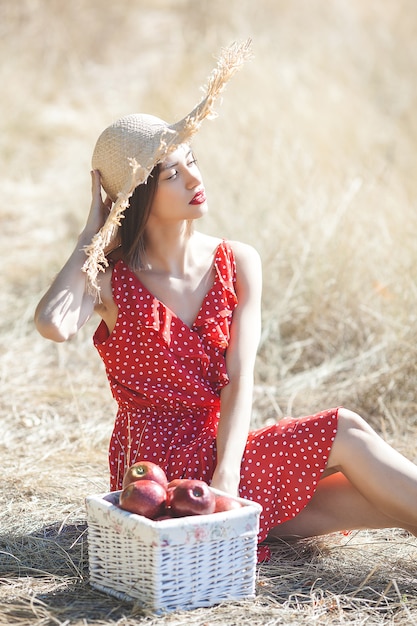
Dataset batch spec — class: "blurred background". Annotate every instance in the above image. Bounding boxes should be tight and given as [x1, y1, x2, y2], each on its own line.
[2, 0, 417, 495]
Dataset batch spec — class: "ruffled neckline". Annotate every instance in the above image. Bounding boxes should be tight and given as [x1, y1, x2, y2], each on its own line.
[114, 240, 237, 332]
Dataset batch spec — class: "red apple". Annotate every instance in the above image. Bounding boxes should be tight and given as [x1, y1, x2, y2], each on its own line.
[122, 460, 168, 490]
[119, 479, 167, 519]
[166, 478, 188, 501]
[167, 478, 187, 489]
[166, 479, 189, 500]
[214, 494, 243, 513]
[167, 479, 215, 517]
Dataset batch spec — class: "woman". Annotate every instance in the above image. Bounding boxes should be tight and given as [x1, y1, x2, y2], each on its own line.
[35, 42, 417, 555]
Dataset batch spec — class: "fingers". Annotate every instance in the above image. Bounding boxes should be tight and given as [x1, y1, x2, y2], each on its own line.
[85, 170, 113, 235]
[91, 170, 112, 213]
[91, 169, 102, 203]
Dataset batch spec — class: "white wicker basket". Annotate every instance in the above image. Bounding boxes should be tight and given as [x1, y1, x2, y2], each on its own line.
[85, 488, 262, 613]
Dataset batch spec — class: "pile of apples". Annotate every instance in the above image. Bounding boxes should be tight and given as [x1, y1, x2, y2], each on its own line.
[118, 460, 242, 520]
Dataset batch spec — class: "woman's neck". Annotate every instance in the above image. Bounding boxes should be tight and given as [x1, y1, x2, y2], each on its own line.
[143, 224, 197, 277]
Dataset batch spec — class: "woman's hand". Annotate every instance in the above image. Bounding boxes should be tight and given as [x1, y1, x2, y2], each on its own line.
[210, 466, 240, 497]
[83, 170, 112, 238]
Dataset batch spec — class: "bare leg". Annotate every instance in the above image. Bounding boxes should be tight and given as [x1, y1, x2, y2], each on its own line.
[327, 408, 417, 526]
[269, 471, 417, 540]
[269, 407, 417, 540]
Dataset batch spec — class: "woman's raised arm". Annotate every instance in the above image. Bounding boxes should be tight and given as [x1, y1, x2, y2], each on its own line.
[34, 171, 111, 342]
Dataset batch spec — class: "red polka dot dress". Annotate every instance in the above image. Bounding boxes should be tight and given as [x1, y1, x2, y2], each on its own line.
[93, 240, 339, 546]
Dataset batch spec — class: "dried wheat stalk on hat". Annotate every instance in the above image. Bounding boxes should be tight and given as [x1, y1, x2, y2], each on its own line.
[82, 38, 253, 297]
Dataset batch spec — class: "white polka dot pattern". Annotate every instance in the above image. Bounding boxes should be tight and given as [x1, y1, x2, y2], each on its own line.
[240, 410, 338, 540]
[93, 240, 339, 542]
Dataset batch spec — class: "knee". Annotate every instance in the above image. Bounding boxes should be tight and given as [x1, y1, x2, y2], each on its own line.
[328, 408, 378, 470]
[337, 408, 375, 436]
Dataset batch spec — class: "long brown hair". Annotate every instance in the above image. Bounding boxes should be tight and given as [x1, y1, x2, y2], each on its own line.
[119, 163, 160, 270]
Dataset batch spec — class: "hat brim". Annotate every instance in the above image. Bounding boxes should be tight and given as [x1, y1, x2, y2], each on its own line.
[82, 39, 253, 297]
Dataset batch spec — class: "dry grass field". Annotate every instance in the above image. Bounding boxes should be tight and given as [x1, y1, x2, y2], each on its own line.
[2, 0, 417, 623]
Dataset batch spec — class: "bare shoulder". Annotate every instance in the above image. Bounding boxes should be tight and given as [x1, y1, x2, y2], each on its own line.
[193, 233, 261, 273]
[226, 240, 262, 301]
[192, 231, 222, 256]
[227, 239, 262, 269]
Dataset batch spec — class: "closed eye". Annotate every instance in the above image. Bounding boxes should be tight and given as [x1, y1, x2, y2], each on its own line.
[186, 149, 198, 166]
[161, 150, 198, 181]
[165, 160, 197, 180]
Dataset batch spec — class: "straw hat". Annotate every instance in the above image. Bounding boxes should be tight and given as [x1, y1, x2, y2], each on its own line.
[82, 39, 253, 296]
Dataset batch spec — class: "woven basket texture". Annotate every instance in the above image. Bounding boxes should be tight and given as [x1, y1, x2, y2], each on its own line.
[85, 490, 261, 613]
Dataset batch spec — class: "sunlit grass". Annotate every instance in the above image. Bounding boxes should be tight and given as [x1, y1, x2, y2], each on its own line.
[2, 0, 417, 623]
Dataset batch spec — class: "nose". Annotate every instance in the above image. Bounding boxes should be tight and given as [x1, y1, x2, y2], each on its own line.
[185, 167, 201, 189]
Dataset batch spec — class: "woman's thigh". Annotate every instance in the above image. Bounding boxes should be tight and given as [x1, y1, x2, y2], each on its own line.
[267, 472, 400, 540]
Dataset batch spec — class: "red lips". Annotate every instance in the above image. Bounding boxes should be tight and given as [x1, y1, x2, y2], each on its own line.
[190, 190, 206, 205]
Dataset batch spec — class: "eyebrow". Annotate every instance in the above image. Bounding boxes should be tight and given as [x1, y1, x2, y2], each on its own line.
[161, 149, 193, 170]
